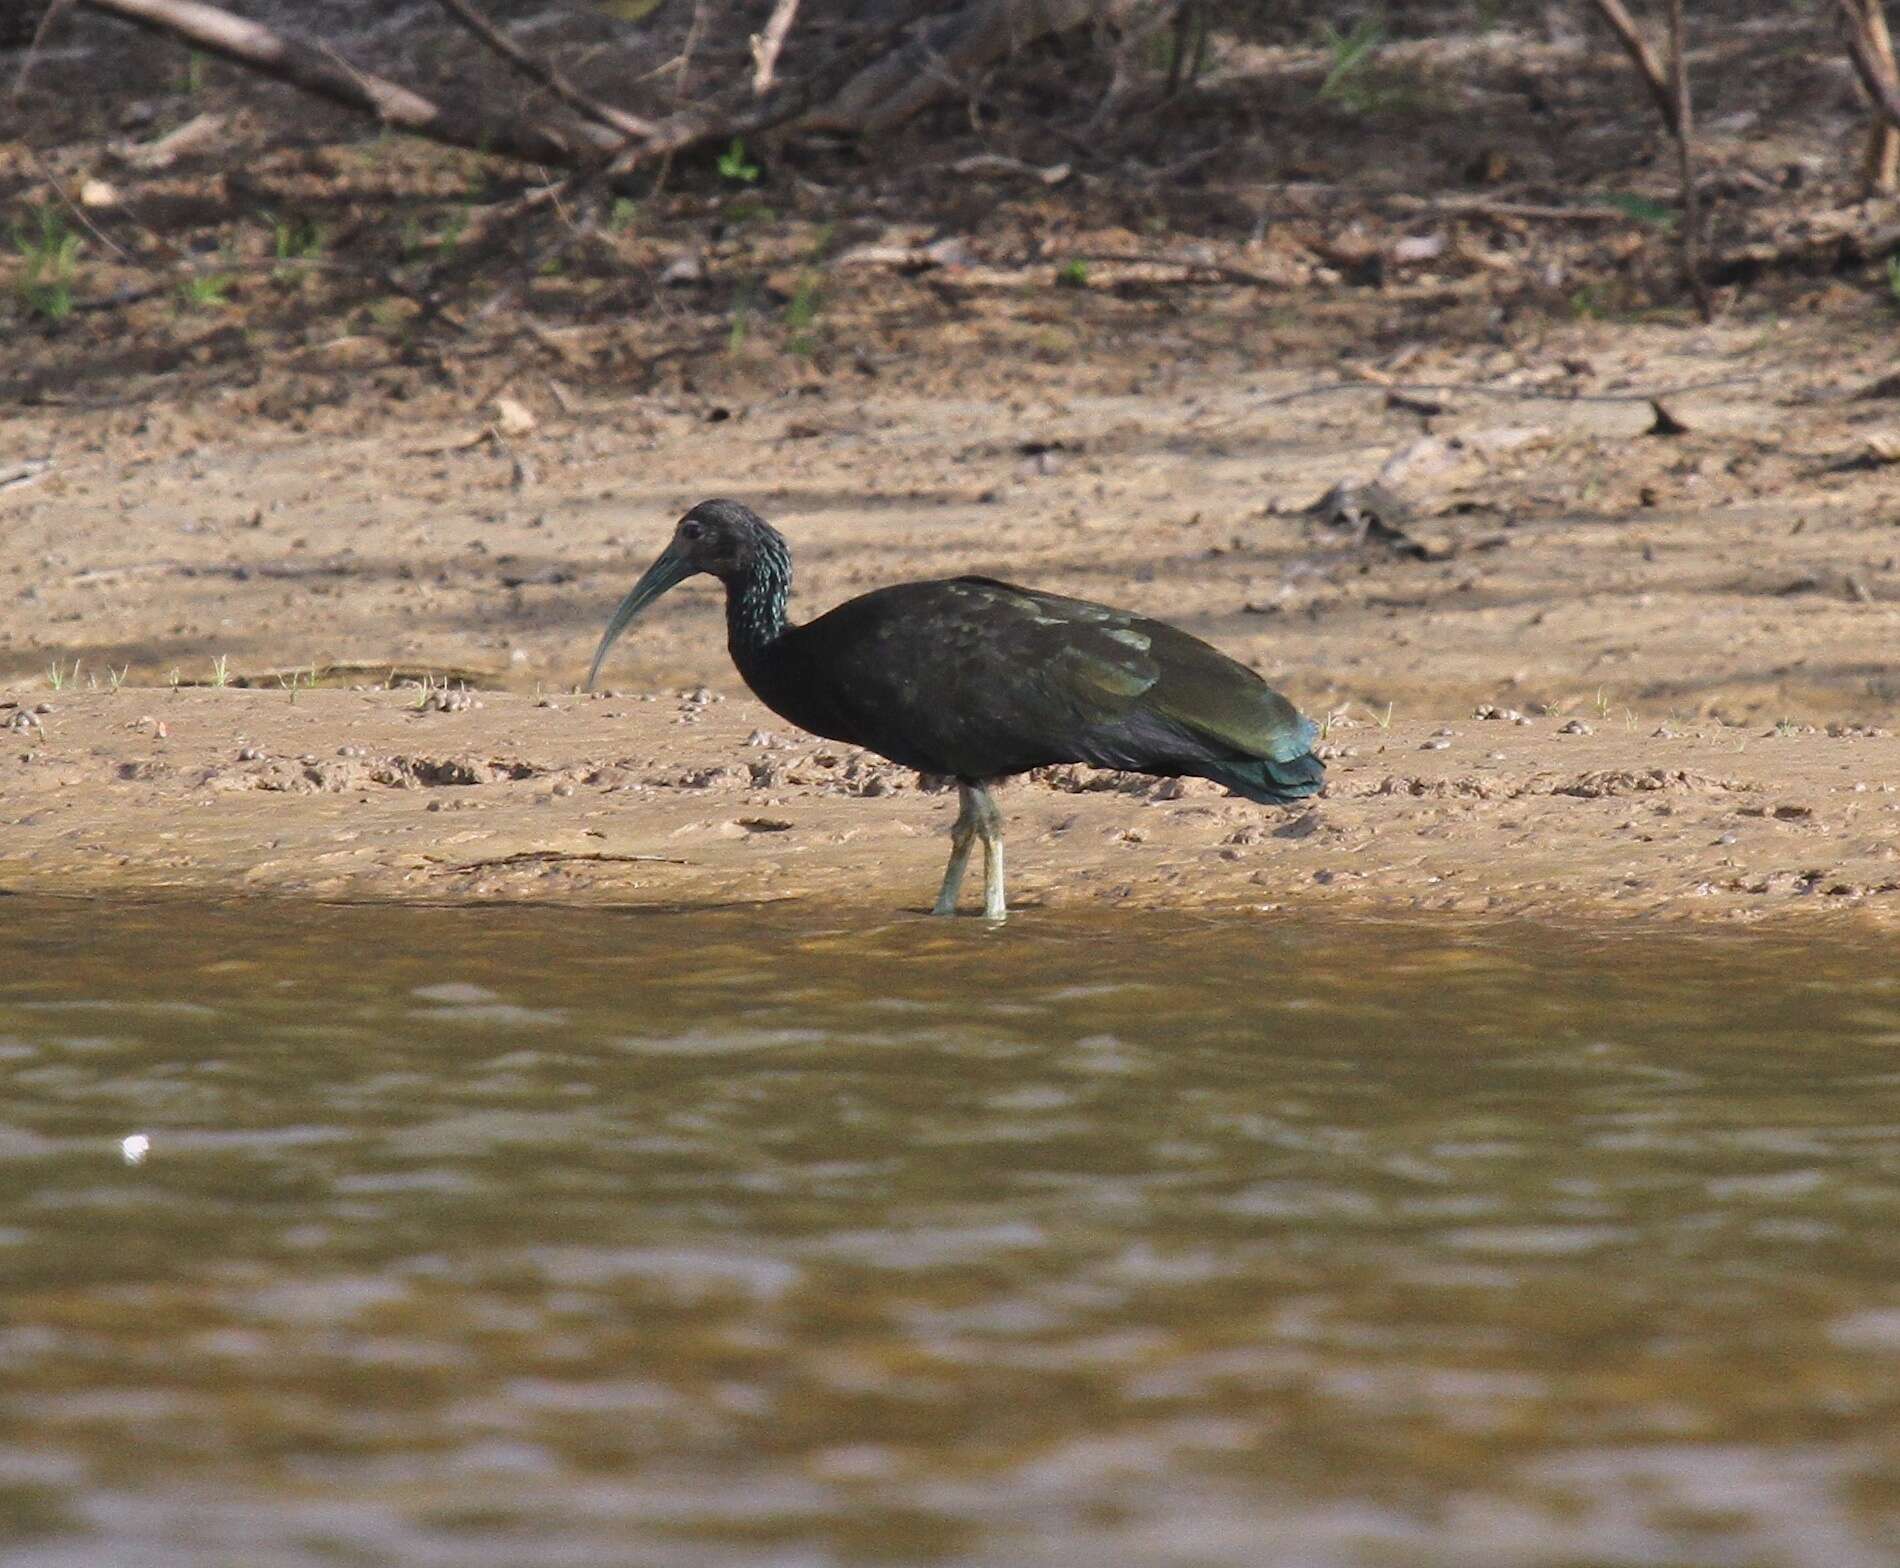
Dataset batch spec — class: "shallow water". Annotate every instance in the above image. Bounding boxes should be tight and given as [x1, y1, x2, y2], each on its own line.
[1, 899, 1897, 1567]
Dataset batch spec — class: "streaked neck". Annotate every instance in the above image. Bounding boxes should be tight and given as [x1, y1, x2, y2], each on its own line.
[724, 538, 791, 659]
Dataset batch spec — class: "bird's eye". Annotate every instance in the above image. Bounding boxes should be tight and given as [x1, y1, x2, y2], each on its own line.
[680, 520, 703, 541]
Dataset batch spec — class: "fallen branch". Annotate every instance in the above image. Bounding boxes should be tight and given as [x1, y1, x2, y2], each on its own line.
[76, 0, 624, 167]
[1584, 0, 1680, 136]
[1208, 374, 1770, 422]
[432, 0, 654, 142]
[1384, 194, 1642, 222]
[71, 0, 1149, 189]
[445, 851, 692, 871]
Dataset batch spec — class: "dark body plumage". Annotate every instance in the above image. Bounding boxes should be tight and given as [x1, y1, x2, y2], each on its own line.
[587, 500, 1323, 919]
[744, 577, 1323, 804]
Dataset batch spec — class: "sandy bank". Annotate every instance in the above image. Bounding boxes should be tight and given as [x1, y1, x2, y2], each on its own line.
[3, 687, 1894, 926]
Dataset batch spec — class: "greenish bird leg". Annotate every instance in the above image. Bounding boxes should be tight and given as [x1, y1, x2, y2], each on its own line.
[932, 785, 980, 916]
[974, 784, 1006, 922]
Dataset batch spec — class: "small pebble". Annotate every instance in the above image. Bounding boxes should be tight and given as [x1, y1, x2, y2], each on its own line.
[552, 781, 575, 797]
[238, 746, 261, 761]
[1420, 738, 1451, 751]
[34, 702, 53, 715]
[1558, 719, 1594, 735]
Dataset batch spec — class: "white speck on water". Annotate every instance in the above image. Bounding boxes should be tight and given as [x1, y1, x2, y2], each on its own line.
[1441, 1224, 1635, 1256]
[412, 981, 498, 1004]
[120, 1133, 150, 1165]
[1828, 1308, 1900, 1350]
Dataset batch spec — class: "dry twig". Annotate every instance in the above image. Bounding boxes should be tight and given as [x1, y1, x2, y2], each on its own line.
[1584, 0, 1679, 135]
[1854, 0, 1900, 191]
[750, 0, 803, 94]
[1842, 0, 1900, 145]
[1165, 0, 1209, 97]
[809, 0, 1148, 133]
[1666, 0, 1712, 320]
[431, 0, 654, 141]
[8, 0, 77, 98]
[676, 0, 714, 103]
[605, 9, 935, 180]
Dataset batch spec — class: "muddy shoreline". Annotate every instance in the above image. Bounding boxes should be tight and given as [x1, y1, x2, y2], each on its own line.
[3, 687, 1893, 926]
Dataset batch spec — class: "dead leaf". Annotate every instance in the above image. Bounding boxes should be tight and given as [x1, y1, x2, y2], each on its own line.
[406, 430, 494, 457]
[1391, 231, 1447, 264]
[491, 397, 537, 436]
[950, 154, 1071, 185]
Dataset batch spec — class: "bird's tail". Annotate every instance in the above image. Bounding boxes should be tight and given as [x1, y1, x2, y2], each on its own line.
[1202, 751, 1325, 804]
[1198, 716, 1325, 804]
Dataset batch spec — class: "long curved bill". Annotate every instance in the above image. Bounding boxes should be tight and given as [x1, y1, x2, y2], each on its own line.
[584, 546, 694, 691]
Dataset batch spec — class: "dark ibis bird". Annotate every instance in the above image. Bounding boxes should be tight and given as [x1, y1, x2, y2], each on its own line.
[586, 499, 1324, 920]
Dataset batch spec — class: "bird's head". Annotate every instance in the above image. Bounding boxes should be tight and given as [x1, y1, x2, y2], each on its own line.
[584, 499, 785, 690]
[668, 497, 784, 580]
